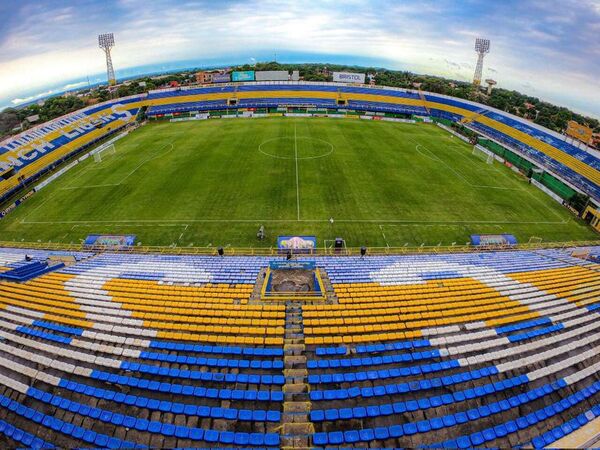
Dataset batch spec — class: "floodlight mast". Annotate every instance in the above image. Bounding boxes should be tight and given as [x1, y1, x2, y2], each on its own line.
[473, 38, 490, 87]
[98, 33, 116, 86]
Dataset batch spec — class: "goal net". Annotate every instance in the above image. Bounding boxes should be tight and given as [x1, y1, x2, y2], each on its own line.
[472, 145, 494, 164]
[93, 143, 116, 162]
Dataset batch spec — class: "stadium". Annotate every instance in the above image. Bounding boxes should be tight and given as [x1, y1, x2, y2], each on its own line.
[0, 3, 600, 449]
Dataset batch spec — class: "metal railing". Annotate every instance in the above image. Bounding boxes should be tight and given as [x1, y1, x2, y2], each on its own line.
[1, 240, 599, 257]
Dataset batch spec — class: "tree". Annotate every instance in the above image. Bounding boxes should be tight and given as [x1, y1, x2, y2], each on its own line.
[0, 108, 21, 136]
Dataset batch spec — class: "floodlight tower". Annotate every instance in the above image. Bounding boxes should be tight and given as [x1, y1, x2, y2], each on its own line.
[473, 38, 490, 87]
[98, 33, 116, 86]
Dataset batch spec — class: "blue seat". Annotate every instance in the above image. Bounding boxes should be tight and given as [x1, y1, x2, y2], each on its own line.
[147, 421, 162, 433]
[374, 427, 389, 440]
[220, 431, 235, 444]
[265, 433, 280, 446]
[359, 429, 375, 442]
[204, 429, 219, 442]
[344, 430, 360, 443]
[161, 423, 175, 436]
[482, 428, 496, 441]
[389, 425, 403, 438]
[329, 431, 343, 445]
[311, 410, 325, 421]
[403, 423, 418, 435]
[82, 429, 97, 443]
[313, 432, 327, 446]
[175, 426, 189, 439]
[189, 428, 204, 440]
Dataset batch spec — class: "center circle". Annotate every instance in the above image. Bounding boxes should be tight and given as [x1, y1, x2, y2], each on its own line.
[258, 136, 334, 160]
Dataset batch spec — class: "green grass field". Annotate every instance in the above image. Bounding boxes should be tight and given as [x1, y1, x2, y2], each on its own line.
[0, 118, 596, 248]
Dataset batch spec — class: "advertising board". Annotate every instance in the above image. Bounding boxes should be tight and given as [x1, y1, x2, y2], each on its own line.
[212, 73, 231, 83]
[255, 71, 289, 81]
[231, 71, 255, 82]
[332, 72, 366, 83]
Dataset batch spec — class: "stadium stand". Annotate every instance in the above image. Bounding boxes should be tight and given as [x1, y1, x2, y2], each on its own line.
[2, 82, 600, 206]
[0, 95, 145, 203]
[0, 245, 598, 448]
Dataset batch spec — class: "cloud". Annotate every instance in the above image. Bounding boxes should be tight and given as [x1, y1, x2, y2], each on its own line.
[0, 0, 598, 117]
[11, 90, 55, 105]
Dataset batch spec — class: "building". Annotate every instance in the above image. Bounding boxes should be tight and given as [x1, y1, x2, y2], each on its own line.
[591, 132, 600, 149]
[195, 71, 214, 84]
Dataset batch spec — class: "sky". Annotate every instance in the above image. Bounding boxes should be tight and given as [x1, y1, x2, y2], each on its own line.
[0, 0, 599, 118]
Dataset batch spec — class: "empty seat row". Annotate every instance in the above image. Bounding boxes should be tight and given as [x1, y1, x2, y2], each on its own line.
[311, 373, 528, 414]
[28, 386, 280, 422]
[313, 379, 598, 448]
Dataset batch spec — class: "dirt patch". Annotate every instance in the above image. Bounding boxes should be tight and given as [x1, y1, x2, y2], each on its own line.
[271, 269, 314, 292]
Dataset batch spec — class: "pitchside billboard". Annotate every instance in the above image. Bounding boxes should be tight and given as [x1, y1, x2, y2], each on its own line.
[212, 73, 231, 83]
[332, 72, 366, 83]
[231, 71, 255, 82]
[255, 70, 290, 81]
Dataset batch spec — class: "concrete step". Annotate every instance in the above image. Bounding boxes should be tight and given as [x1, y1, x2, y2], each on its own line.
[282, 412, 310, 424]
[283, 401, 311, 413]
[284, 368, 308, 378]
[283, 383, 308, 394]
[284, 355, 307, 368]
[282, 422, 314, 436]
[284, 344, 305, 354]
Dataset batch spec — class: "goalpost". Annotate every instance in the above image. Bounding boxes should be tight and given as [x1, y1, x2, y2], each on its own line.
[472, 144, 494, 164]
[92, 143, 116, 162]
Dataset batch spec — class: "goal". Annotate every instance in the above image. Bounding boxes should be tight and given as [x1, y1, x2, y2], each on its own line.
[472, 145, 494, 164]
[93, 143, 116, 162]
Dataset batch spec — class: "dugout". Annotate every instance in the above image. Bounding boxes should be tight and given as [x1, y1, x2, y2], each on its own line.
[582, 206, 600, 232]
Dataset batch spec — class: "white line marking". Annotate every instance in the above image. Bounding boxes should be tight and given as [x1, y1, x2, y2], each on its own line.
[258, 136, 334, 160]
[294, 124, 300, 221]
[177, 224, 189, 242]
[59, 142, 174, 191]
[20, 218, 568, 225]
[379, 225, 390, 248]
[414, 144, 519, 190]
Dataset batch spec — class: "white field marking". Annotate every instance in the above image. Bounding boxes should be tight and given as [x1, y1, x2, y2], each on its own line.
[69, 223, 190, 228]
[379, 225, 390, 248]
[294, 124, 300, 221]
[177, 224, 189, 242]
[257, 136, 334, 160]
[60, 183, 121, 190]
[61, 148, 133, 189]
[26, 143, 174, 223]
[414, 144, 520, 191]
[20, 217, 569, 225]
[441, 141, 565, 221]
[438, 135, 564, 219]
[442, 140, 565, 219]
[59, 142, 174, 191]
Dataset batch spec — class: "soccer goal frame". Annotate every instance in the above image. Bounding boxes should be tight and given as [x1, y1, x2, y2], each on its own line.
[472, 145, 494, 164]
[93, 143, 116, 162]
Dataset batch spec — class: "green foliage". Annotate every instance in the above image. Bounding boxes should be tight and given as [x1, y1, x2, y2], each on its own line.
[0, 118, 594, 247]
[0, 108, 21, 135]
[2, 61, 598, 141]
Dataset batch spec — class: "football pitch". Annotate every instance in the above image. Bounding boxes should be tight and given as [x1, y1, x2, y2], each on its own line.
[0, 118, 596, 248]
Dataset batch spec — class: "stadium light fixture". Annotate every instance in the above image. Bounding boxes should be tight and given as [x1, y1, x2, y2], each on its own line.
[473, 38, 490, 87]
[98, 33, 117, 86]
